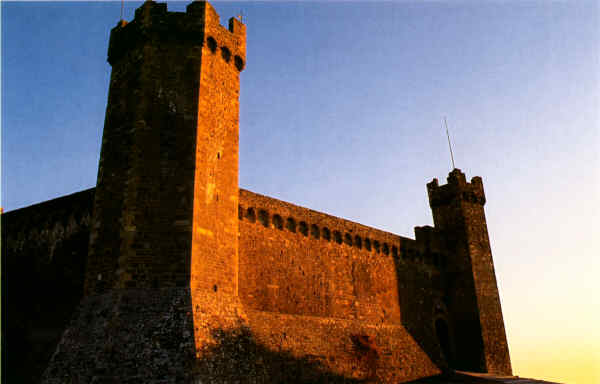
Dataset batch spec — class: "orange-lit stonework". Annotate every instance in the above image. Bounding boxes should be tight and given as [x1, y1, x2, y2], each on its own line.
[3, 1, 516, 383]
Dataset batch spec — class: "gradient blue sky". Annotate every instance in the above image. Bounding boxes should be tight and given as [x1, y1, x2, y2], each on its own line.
[2, 1, 599, 383]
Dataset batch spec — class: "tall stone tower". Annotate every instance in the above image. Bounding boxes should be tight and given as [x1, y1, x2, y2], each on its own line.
[86, 0, 245, 297]
[43, 1, 247, 382]
[427, 169, 512, 375]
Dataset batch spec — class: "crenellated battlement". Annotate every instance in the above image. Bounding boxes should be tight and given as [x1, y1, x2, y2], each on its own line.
[239, 189, 449, 271]
[427, 168, 486, 208]
[108, 0, 245, 70]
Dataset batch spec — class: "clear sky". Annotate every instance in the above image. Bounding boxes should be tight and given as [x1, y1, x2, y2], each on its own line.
[2, 1, 599, 383]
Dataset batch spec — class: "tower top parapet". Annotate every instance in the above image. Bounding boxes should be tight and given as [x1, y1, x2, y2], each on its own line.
[427, 169, 486, 208]
[108, 0, 246, 67]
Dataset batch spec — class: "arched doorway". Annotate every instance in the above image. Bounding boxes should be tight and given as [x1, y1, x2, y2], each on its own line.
[435, 318, 452, 366]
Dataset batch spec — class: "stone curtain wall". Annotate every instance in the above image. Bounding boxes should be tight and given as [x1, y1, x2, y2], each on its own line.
[3, 185, 451, 383]
[2, 189, 94, 383]
[239, 189, 450, 380]
[239, 188, 447, 322]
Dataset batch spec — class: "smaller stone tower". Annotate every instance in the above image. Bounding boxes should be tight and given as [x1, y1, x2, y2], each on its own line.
[427, 169, 512, 375]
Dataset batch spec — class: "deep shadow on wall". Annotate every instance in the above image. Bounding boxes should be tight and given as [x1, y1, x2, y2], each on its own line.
[395, 225, 452, 373]
[197, 328, 372, 384]
[1, 189, 95, 384]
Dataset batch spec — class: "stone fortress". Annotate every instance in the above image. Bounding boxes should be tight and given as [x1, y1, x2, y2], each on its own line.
[3, 1, 520, 383]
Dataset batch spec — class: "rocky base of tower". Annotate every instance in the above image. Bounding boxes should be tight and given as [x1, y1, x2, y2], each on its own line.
[42, 289, 262, 383]
[41, 288, 198, 383]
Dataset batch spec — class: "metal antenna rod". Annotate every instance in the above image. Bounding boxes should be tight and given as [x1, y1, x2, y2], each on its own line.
[120, 0, 124, 21]
[444, 117, 456, 170]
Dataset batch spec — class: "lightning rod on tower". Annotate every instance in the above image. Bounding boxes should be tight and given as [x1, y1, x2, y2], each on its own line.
[444, 117, 456, 170]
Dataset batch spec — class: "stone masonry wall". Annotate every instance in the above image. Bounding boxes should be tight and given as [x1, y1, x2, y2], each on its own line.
[4, 185, 453, 383]
[2, 189, 94, 383]
[239, 188, 451, 378]
[239, 189, 448, 322]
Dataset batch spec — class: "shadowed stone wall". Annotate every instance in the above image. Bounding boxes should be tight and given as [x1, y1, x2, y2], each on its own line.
[2, 189, 94, 383]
